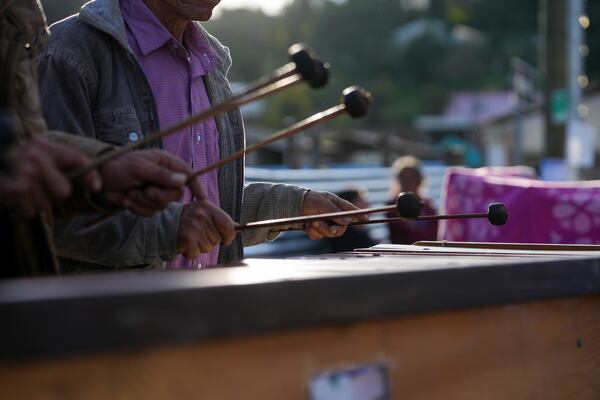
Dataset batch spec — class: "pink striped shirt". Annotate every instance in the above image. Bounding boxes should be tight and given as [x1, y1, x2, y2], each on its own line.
[121, 0, 221, 268]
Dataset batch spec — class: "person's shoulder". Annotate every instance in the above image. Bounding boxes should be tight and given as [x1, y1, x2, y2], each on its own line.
[45, 15, 106, 58]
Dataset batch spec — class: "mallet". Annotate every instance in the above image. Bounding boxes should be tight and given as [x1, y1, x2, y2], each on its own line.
[187, 86, 371, 181]
[351, 202, 509, 227]
[235, 43, 329, 97]
[235, 192, 423, 232]
[68, 44, 329, 180]
[84, 86, 370, 226]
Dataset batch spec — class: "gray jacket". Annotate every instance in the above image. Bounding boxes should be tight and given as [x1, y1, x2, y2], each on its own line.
[37, 0, 307, 268]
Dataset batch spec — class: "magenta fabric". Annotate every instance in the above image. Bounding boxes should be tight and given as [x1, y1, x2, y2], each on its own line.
[440, 167, 600, 244]
[121, 0, 221, 268]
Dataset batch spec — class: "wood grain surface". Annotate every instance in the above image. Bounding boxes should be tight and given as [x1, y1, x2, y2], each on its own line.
[1, 295, 599, 399]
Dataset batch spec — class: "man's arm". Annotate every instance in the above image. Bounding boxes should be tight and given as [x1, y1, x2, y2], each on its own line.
[240, 182, 308, 247]
[240, 183, 366, 246]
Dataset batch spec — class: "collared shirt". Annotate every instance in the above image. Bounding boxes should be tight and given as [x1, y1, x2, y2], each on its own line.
[120, 0, 221, 268]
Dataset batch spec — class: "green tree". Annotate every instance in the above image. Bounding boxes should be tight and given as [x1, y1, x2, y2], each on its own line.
[41, 0, 86, 24]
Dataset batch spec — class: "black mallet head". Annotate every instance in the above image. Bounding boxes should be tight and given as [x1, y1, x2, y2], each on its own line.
[342, 86, 372, 118]
[288, 43, 330, 89]
[396, 192, 423, 219]
[487, 203, 508, 226]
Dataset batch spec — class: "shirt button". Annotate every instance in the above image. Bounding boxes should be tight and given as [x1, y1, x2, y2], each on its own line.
[128, 131, 139, 142]
[196, 133, 203, 143]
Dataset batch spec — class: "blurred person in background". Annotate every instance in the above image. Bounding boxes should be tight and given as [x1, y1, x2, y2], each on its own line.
[324, 189, 377, 253]
[387, 156, 438, 244]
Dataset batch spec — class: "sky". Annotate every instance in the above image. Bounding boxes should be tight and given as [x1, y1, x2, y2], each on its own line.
[218, 0, 293, 16]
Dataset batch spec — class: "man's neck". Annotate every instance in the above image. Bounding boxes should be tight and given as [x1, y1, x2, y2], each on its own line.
[142, 0, 188, 42]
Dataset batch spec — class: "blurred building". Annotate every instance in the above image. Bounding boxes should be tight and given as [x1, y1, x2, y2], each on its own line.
[415, 88, 600, 169]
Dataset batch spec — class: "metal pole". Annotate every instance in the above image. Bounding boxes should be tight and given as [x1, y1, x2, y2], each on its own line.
[567, 0, 585, 178]
[544, 0, 567, 158]
[568, 0, 584, 122]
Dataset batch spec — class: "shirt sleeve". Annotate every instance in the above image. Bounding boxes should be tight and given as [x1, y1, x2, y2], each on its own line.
[240, 182, 308, 247]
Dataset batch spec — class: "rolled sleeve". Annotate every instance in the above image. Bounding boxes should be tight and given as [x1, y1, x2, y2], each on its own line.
[240, 182, 308, 247]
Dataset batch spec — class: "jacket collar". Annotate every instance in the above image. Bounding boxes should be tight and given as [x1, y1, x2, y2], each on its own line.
[79, 0, 130, 52]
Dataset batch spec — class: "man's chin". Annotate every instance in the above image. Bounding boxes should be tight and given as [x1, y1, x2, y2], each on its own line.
[197, 10, 214, 21]
[186, 8, 215, 22]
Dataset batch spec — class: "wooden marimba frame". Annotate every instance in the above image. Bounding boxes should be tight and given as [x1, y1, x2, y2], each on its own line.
[0, 242, 599, 399]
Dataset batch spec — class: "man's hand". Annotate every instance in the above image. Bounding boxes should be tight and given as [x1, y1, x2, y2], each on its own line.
[301, 191, 369, 240]
[100, 149, 202, 216]
[0, 137, 101, 218]
[177, 200, 236, 259]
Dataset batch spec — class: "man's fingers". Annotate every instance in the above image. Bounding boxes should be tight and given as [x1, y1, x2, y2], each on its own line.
[309, 220, 345, 238]
[198, 211, 221, 250]
[177, 201, 234, 259]
[30, 148, 72, 202]
[189, 207, 220, 250]
[194, 228, 215, 253]
[328, 196, 359, 225]
[304, 223, 324, 241]
[145, 186, 182, 208]
[187, 176, 207, 202]
[133, 150, 192, 189]
[132, 161, 188, 190]
[331, 225, 348, 237]
[154, 150, 193, 174]
[42, 139, 102, 192]
[79, 170, 103, 194]
[208, 204, 236, 246]
[181, 241, 201, 260]
[327, 195, 369, 223]
[180, 230, 202, 259]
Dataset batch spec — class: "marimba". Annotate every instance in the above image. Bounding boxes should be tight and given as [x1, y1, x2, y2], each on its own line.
[1, 242, 599, 399]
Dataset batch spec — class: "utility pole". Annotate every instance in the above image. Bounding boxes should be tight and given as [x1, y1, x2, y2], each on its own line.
[565, 0, 594, 177]
[542, 0, 568, 158]
[567, 0, 585, 123]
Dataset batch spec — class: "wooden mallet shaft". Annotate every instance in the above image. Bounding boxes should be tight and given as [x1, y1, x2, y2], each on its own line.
[187, 86, 371, 181]
[351, 203, 509, 227]
[236, 192, 422, 232]
[235, 204, 394, 232]
[68, 75, 302, 180]
[82, 86, 367, 228]
[68, 44, 329, 181]
[236, 201, 508, 233]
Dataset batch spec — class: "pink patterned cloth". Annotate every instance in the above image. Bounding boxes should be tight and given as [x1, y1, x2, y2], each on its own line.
[121, 0, 221, 268]
[440, 167, 600, 244]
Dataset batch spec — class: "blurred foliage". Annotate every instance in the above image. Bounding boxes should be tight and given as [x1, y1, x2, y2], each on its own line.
[40, 0, 598, 130]
[41, 0, 85, 24]
[208, 0, 540, 128]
